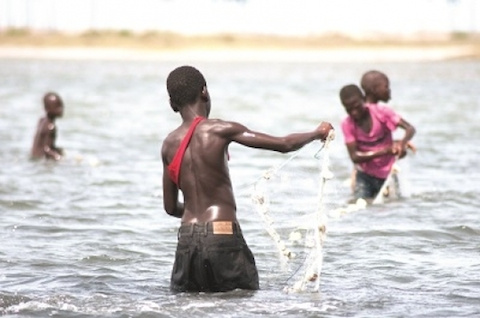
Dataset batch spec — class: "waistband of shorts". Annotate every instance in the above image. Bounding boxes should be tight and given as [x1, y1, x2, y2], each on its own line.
[356, 169, 386, 182]
[178, 221, 242, 238]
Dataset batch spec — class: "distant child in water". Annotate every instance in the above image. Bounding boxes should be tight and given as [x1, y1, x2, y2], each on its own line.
[31, 92, 64, 160]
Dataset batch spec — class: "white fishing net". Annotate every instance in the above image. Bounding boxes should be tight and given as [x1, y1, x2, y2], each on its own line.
[250, 131, 337, 293]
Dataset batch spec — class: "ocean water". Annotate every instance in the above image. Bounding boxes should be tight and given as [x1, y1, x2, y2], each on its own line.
[1, 56, 479, 318]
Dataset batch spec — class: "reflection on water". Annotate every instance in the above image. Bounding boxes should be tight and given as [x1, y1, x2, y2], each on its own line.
[1, 58, 479, 317]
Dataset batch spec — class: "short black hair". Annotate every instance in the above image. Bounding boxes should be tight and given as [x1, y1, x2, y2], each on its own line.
[360, 70, 387, 93]
[43, 91, 61, 108]
[339, 84, 363, 103]
[166, 66, 206, 110]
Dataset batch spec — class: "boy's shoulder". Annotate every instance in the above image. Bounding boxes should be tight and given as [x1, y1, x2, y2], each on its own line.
[366, 102, 397, 116]
[341, 115, 354, 127]
[37, 117, 50, 127]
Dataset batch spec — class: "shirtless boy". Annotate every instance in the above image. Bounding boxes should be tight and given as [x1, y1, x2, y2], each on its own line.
[161, 66, 334, 292]
[31, 92, 64, 160]
[339, 84, 415, 202]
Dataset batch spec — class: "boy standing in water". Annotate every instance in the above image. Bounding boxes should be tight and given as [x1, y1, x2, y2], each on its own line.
[162, 65, 333, 292]
[31, 92, 64, 160]
[361, 70, 417, 156]
[348, 70, 417, 194]
[361, 70, 392, 105]
[339, 82, 415, 203]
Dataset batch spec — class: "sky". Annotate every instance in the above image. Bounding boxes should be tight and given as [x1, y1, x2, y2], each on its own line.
[0, 0, 478, 37]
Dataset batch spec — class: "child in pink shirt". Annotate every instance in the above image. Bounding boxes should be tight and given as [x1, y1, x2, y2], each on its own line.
[339, 84, 415, 202]
[342, 100, 400, 179]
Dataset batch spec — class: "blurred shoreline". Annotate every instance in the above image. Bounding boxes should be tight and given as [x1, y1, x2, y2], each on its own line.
[1, 32, 479, 62]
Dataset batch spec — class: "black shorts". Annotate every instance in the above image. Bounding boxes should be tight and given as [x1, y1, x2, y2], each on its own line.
[354, 170, 386, 199]
[170, 221, 259, 293]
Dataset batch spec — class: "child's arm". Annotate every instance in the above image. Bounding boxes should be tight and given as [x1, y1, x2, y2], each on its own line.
[43, 121, 62, 160]
[394, 118, 416, 157]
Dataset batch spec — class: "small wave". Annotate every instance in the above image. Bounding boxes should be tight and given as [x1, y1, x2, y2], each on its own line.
[413, 190, 480, 207]
[0, 293, 32, 311]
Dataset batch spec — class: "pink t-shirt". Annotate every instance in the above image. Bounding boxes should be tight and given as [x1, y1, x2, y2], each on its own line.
[341, 103, 401, 179]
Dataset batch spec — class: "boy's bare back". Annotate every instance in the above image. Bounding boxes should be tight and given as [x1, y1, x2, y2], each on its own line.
[162, 66, 333, 224]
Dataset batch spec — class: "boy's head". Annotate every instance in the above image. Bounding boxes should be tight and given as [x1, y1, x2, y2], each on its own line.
[339, 84, 366, 122]
[166, 66, 208, 112]
[43, 92, 64, 118]
[360, 70, 391, 103]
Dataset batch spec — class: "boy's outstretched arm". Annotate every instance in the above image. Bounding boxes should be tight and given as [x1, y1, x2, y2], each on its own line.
[226, 121, 333, 153]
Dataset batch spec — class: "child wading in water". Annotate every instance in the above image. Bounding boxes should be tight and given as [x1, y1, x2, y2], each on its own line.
[31, 92, 64, 161]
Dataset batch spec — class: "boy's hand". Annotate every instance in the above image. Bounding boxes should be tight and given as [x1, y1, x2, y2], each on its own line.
[406, 142, 417, 153]
[392, 141, 407, 158]
[392, 140, 416, 158]
[317, 122, 334, 141]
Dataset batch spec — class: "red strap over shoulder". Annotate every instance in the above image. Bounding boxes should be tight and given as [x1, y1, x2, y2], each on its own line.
[167, 117, 205, 186]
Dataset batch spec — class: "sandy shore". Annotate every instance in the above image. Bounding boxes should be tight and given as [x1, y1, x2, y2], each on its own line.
[1, 31, 479, 62]
[0, 45, 478, 62]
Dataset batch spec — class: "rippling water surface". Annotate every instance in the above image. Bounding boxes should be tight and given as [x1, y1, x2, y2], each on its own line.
[1, 57, 479, 317]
